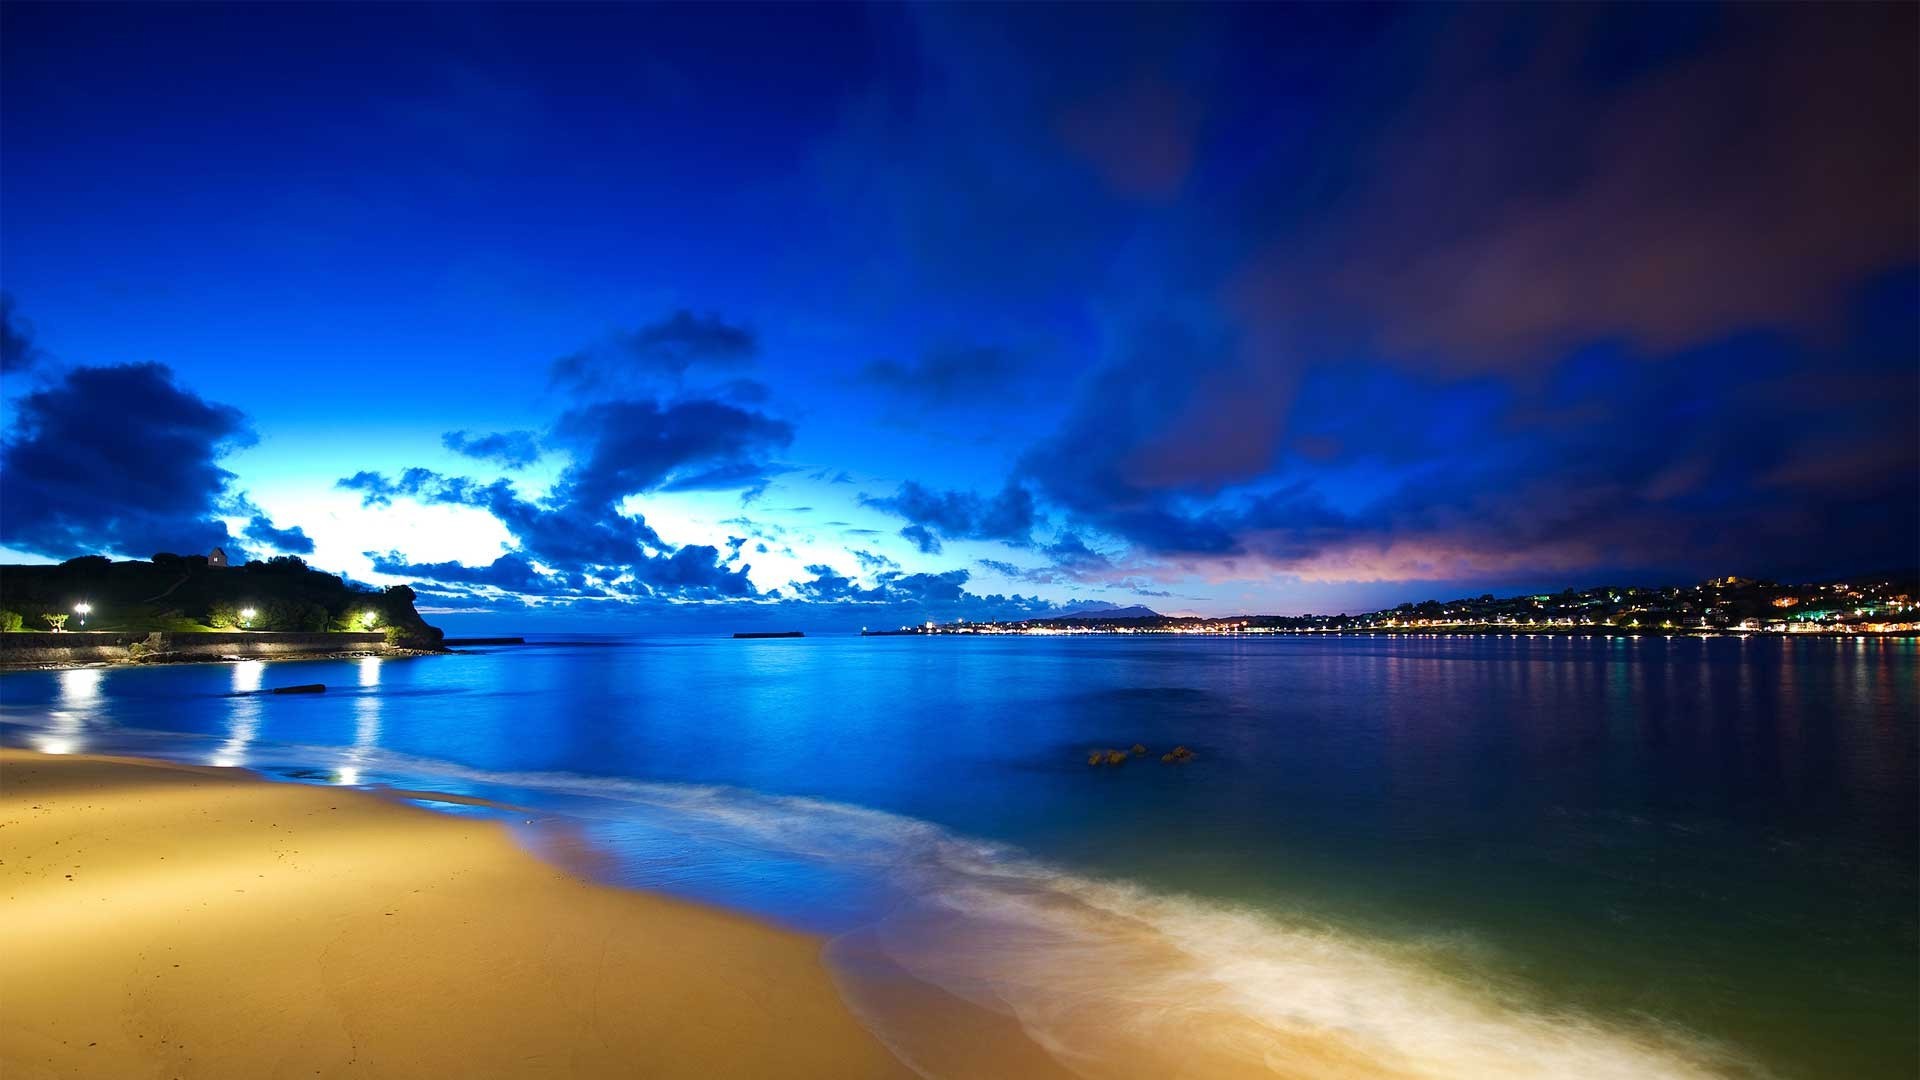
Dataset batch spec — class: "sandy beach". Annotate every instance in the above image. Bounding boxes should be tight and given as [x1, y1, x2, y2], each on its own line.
[0, 749, 918, 1079]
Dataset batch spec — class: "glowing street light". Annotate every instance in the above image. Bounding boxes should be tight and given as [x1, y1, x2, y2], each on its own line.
[73, 602, 91, 627]
[240, 607, 256, 629]
[359, 611, 378, 630]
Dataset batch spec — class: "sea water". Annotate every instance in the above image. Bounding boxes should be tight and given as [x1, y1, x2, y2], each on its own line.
[2, 634, 1913, 1077]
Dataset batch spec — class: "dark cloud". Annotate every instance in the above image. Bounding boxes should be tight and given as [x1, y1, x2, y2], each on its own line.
[344, 392, 789, 600]
[244, 515, 315, 555]
[1047, 7, 1920, 506]
[1057, 74, 1199, 201]
[2, 363, 254, 558]
[626, 310, 756, 368]
[1044, 532, 1114, 575]
[1269, 6, 1920, 364]
[369, 551, 562, 594]
[370, 539, 752, 603]
[550, 310, 758, 391]
[780, 564, 1074, 627]
[1, 294, 44, 374]
[630, 543, 755, 598]
[340, 468, 666, 571]
[338, 467, 449, 510]
[442, 429, 542, 469]
[861, 480, 1038, 549]
[550, 398, 792, 503]
[899, 524, 940, 555]
[1027, 285, 1919, 587]
[851, 549, 898, 574]
[859, 345, 1028, 406]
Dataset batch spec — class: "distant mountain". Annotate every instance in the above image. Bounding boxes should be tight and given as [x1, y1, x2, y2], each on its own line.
[1051, 602, 1162, 620]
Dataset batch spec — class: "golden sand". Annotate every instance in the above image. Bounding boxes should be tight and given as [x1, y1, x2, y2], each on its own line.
[0, 749, 916, 1079]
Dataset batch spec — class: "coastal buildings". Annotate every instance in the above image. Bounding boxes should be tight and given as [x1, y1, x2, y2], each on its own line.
[881, 575, 1919, 638]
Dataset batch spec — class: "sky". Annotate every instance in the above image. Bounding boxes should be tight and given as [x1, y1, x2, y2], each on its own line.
[1, 2, 1915, 633]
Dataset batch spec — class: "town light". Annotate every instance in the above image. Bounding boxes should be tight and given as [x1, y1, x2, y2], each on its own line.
[73, 602, 91, 627]
[359, 611, 378, 629]
[240, 607, 256, 628]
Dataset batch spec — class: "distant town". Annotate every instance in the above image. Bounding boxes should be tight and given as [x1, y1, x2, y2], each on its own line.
[865, 574, 1920, 637]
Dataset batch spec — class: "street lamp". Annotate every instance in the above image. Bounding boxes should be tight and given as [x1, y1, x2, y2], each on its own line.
[73, 602, 91, 627]
[240, 607, 256, 629]
[359, 611, 378, 630]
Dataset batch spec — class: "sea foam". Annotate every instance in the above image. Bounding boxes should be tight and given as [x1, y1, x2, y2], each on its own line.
[0, 723, 1746, 1079]
[287, 746, 1745, 1080]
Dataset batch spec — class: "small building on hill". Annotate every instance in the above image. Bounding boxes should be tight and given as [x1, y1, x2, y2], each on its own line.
[207, 546, 229, 567]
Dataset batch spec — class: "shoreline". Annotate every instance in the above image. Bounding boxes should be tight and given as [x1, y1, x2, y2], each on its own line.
[0, 749, 931, 1078]
[0, 646, 449, 673]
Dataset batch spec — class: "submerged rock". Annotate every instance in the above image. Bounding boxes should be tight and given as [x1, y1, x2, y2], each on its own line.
[272, 683, 326, 695]
[1130, 744, 1147, 756]
[1161, 745, 1196, 763]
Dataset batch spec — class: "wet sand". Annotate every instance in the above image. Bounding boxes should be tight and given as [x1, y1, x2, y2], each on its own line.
[0, 749, 917, 1079]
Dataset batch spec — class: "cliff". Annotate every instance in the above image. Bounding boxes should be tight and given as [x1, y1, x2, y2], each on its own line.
[0, 555, 443, 649]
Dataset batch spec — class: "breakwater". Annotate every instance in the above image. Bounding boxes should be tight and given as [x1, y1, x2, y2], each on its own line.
[0, 631, 390, 665]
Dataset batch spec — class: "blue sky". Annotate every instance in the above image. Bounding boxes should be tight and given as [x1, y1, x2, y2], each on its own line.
[2, 3, 1915, 632]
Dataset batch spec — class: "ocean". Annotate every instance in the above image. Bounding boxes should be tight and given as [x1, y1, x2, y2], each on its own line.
[3, 633, 1914, 1078]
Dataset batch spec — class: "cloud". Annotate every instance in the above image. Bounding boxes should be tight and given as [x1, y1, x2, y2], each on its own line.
[629, 543, 756, 598]
[550, 310, 758, 391]
[1067, 7, 1920, 505]
[1056, 74, 1198, 200]
[861, 480, 1038, 548]
[550, 398, 793, 503]
[1270, 6, 1920, 363]
[369, 551, 565, 594]
[1, 363, 255, 559]
[778, 564, 1079, 627]
[344, 391, 792, 599]
[1031, 293, 1918, 587]
[244, 514, 315, 555]
[995, 7, 1919, 591]
[1, 294, 44, 374]
[851, 549, 898, 574]
[370, 533, 754, 603]
[899, 524, 940, 554]
[859, 345, 1028, 406]
[442, 429, 542, 469]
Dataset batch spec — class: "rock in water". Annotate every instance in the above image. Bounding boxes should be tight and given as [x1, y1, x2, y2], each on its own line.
[1130, 743, 1148, 756]
[272, 683, 326, 695]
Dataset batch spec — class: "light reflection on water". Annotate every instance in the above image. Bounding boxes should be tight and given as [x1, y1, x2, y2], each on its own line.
[339, 657, 383, 785]
[210, 660, 265, 768]
[32, 667, 102, 755]
[0, 634, 1913, 1079]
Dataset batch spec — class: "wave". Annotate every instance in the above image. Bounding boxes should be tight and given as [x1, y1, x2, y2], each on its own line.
[0, 725, 1745, 1078]
[261, 746, 1745, 1079]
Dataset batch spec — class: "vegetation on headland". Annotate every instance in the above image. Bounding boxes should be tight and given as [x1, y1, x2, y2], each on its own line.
[0, 555, 443, 648]
[888, 574, 1920, 636]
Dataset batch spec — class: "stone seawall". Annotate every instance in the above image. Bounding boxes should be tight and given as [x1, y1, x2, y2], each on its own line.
[0, 631, 389, 665]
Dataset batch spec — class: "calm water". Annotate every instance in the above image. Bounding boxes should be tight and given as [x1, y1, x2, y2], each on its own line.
[2, 635, 1914, 1077]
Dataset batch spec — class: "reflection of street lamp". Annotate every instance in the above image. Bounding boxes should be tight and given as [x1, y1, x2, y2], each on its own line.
[240, 607, 256, 629]
[73, 602, 92, 628]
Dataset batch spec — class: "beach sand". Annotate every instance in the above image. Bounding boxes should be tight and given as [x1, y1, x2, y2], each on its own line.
[0, 749, 926, 1079]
